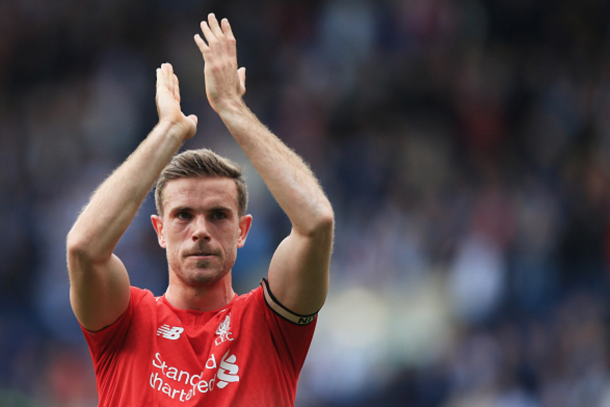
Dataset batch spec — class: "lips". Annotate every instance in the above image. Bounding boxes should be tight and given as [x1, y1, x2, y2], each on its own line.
[184, 247, 218, 258]
[186, 252, 214, 257]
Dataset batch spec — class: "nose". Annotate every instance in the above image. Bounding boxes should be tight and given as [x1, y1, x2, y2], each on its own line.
[191, 216, 211, 242]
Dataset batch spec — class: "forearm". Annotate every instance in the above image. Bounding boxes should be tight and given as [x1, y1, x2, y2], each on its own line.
[195, 14, 333, 314]
[217, 101, 334, 235]
[67, 121, 184, 261]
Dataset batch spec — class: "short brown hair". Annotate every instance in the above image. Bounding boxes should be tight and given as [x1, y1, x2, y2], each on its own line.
[154, 148, 248, 217]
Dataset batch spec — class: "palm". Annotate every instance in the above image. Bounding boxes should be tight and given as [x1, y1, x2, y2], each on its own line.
[204, 66, 244, 111]
[156, 87, 180, 120]
[195, 15, 246, 113]
[156, 63, 197, 139]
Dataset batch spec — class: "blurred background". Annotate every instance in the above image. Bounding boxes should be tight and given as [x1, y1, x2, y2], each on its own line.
[2, 0, 610, 406]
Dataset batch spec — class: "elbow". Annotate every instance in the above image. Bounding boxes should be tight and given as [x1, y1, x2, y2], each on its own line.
[302, 203, 335, 238]
[317, 206, 335, 233]
[66, 228, 106, 266]
[66, 229, 90, 265]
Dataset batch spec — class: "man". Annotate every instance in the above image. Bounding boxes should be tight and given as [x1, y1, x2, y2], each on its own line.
[66, 13, 334, 406]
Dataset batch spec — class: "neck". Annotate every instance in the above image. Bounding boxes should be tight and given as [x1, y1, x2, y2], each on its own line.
[165, 274, 236, 312]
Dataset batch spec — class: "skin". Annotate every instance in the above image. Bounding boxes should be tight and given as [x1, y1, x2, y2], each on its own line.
[194, 14, 334, 315]
[67, 63, 197, 331]
[67, 13, 333, 333]
[151, 177, 252, 311]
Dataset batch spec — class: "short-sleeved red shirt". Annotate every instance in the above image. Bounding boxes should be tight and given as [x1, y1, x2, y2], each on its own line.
[81, 280, 316, 407]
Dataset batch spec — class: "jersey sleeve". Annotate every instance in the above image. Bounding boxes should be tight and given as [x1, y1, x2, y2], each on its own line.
[80, 287, 147, 373]
[258, 279, 318, 373]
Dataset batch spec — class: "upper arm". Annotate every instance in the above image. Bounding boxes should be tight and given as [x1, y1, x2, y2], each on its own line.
[267, 215, 334, 316]
[67, 245, 131, 332]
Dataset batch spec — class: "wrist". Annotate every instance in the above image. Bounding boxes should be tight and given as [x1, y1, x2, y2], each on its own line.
[156, 117, 195, 143]
[214, 97, 248, 119]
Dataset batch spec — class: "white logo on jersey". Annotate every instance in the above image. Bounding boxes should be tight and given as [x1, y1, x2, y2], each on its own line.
[215, 315, 231, 335]
[217, 350, 240, 389]
[215, 315, 234, 346]
[149, 350, 241, 400]
[157, 324, 184, 340]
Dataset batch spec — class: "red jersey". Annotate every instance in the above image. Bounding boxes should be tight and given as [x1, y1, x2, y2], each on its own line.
[81, 279, 317, 407]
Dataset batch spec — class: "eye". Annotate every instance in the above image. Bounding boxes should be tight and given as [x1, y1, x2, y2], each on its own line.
[176, 211, 192, 220]
[210, 211, 228, 220]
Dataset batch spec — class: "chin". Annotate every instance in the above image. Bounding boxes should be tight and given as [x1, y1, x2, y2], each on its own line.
[182, 266, 229, 288]
[169, 256, 233, 288]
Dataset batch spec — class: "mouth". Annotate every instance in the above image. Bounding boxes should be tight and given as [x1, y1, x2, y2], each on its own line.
[185, 249, 217, 259]
[187, 253, 214, 258]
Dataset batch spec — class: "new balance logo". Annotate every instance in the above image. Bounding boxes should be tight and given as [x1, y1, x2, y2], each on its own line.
[157, 325, 184, 340]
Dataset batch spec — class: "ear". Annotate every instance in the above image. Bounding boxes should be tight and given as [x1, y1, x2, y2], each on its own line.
[237, 214, 253, 248]
[151, 215, 167, 248]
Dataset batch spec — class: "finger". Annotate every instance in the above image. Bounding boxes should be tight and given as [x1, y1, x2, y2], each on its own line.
[173, 71, 181, 104]
[208, 13, 223, 38]
[194, 34, 211, 59]
[157, 65, 170, 93]
[238, 67, 246, 91]
[162, 63, 171, 82]
[163, 63, 175, 100]
[162, 62, 172, 77]
[188, 114, 198, 126]
[156, 68, 162, 90]
[155, 66, 169, 114]
[221, 18, 233, 38]
[200, 20, 217, 48]
[221, 18, 237, 58]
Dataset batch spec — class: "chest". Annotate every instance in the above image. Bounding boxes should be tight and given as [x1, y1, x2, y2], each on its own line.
[118, 302, 272, 404]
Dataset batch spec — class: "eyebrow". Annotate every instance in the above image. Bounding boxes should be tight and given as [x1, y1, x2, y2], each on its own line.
[169, 205, 234, 214]
[208, 206, 236, 216]
[169, 206, 193, 213]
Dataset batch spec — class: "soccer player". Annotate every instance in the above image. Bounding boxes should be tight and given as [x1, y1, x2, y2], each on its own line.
[66, 13, 334, 406]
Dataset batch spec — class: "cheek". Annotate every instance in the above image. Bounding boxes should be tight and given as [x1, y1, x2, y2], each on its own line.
[162, 232, 185, 259]
[224, 242, 238, 265]
[167, 223, 191, 242]
[220, 227, 241, 256]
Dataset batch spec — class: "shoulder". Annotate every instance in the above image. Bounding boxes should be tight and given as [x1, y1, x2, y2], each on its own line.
[124, 286, 161, 316]
[130, 286, 158, 305]
[83, 286, 155, 335]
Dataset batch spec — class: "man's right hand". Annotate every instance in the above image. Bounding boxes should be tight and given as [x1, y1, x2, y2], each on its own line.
[156, 63, 198, 141]
[68, 63, 198, 332]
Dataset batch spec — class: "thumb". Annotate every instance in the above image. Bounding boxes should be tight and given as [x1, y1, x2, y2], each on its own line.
[238, 67, 246, 91]
[188, 114, 198, 126]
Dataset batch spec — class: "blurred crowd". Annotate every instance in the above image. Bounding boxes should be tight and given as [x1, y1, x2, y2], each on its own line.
[2, 0, 610, 406]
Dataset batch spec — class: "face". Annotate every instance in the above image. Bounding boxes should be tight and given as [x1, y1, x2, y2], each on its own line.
[151, 177, 252, 289]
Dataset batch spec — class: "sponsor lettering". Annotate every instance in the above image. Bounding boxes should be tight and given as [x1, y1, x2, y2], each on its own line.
[217, 350, 240, 388]
[149, 351, 239, 401]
